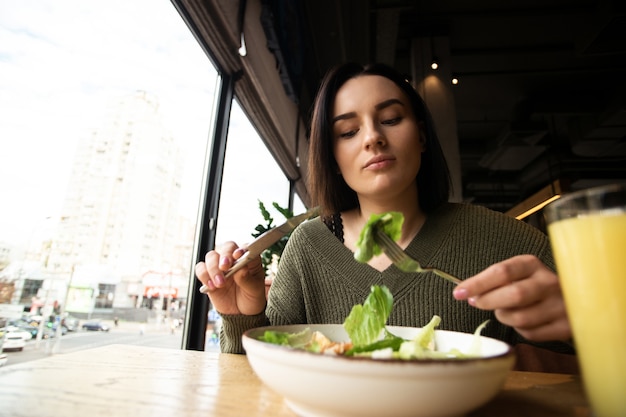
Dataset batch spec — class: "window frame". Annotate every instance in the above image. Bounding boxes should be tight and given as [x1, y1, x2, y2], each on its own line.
[172, 0, 306, 350]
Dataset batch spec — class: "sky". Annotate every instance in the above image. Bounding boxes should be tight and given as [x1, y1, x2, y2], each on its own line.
[0, 0, 300, 253]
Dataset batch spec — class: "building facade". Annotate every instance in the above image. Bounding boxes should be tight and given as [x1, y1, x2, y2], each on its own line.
[28, 91, 192, 317]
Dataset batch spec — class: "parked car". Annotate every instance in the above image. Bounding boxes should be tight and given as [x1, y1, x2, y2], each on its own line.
[82, 321, 110, 332]
[8, 320, 55, 339]
[1, 332, 26, 351]
[62, 315, 80, 332]
[9, 321, 38, 339]
[5, 326, 33, 341]
[23, 314, 44, 326]
[22, 314, 72, 334]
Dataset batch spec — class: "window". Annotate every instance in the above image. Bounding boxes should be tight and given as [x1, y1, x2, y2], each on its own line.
[18, 279, 43, 306]
[0, 1, 216, 349]
[0, 0, 303, 355]
[216, 100, 305, 246]
[94, 284, 116, 309]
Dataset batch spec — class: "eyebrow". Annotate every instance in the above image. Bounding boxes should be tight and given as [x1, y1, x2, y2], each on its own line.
[332, 98, 405, 124]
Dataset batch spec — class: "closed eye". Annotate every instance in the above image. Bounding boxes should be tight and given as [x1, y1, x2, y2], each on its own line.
[338, 129, 358, 139]
[382, 117, 402, 126]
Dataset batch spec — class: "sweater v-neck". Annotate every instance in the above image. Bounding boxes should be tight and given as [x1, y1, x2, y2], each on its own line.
[307, 203, 462, 294]
[322, 203, 459, 267]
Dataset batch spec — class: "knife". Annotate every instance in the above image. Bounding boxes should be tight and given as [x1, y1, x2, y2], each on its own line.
[224, 206, 320, 278]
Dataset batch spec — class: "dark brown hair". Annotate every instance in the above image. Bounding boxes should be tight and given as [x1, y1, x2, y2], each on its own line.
[307, 62, 451, 217]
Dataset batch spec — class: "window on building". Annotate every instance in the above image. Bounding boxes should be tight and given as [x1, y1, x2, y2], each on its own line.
[94, 284, 116, 309]
[18, 279, 43, 306]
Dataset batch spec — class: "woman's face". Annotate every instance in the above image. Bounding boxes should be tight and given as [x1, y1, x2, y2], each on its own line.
[331, 75, 425, 202]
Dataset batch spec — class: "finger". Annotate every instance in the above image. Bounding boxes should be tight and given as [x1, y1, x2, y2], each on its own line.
[508, 315, 571, 342]
[233, 246, 247, 259]
[215, 241, 240, 253]
[453, 255, 541, 300]
[199, 281, 215, 294]
[201, 250, 231, 288]
[494, 294, 566, 331]
[468, 271, 560, 310]
[214, 245, 248, 275]
[231, 258, 265, 290]
[218, 253, 234, 271]
[195, 261, 209, 284]
[203, 250, 223, 276]
[195, 262, 214, 294]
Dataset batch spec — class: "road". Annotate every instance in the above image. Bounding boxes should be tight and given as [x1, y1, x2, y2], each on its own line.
[1, 320, 219, 367]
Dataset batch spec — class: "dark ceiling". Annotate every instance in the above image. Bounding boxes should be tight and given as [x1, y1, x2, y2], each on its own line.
[270, 0, 626, 213]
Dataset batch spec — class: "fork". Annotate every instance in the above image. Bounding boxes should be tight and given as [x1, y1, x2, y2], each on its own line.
[374, 227, 462, 285]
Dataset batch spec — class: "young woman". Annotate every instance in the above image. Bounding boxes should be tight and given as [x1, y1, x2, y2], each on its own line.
[195, 63, 574, 370]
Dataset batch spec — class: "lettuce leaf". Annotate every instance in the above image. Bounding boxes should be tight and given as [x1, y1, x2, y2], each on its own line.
[345, 329, 404, 356]
[343, 285, 393, 347]
[468, 319, 490, 356]
[259, 327, 313, 348]
[398, 315, 441, 359]
[354, 212, 404, 263]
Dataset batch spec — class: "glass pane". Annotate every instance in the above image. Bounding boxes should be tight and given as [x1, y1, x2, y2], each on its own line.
[216, 100, 296, 245]
[0, 1, 216, 361]
[208, 100, 304, 348]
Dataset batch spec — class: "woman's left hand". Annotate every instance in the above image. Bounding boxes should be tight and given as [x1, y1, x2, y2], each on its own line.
[453, 254, 572, 342]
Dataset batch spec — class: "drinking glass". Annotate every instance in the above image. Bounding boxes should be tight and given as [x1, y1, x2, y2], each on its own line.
[544, 183, 626, 417]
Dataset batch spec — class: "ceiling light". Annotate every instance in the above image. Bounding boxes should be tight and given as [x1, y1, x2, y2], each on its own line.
[505, 179, 565, 220]
[431, 58, 439, 70]
[238, 32, 247, 57]
[451, 76, 459, 85]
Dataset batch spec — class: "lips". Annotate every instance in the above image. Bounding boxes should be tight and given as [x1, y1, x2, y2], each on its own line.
[364, 154, 395, 169]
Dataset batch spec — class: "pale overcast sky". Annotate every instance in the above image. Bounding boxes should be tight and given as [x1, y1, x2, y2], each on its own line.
[0, 0, 298, 252]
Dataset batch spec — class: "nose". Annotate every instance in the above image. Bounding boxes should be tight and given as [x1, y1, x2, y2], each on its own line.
[363, 121, 386, 149]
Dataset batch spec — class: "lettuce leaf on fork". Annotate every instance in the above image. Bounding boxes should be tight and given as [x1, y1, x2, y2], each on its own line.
[354, 212, 403, 263]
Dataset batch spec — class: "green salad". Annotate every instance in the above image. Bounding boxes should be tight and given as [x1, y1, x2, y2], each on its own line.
[259, 285, 489, 359]
[258, 213, 488, 359]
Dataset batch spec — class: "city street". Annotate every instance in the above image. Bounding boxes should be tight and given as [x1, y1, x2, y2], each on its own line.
[1, 319, 219, 367]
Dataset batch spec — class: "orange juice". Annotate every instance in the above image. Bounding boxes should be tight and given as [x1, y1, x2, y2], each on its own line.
[548, 213, 626, 417]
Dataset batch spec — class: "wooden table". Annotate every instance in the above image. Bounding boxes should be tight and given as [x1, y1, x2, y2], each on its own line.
[0, 344, 590, 417]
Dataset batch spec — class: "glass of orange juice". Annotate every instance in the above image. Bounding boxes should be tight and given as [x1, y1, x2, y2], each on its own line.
[544, 183, 626, 417]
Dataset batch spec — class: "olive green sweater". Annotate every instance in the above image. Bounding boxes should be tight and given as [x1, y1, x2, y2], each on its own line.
[219, 202, 573, 355]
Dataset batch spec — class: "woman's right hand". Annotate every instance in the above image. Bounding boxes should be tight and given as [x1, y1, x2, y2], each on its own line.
[195, 241, 267, 316]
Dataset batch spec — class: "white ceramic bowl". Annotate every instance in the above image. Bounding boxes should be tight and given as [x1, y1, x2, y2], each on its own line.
[243, 324, 515, 417]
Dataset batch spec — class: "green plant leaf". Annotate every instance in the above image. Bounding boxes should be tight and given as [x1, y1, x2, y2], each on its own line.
[253, 200, 294, 275]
